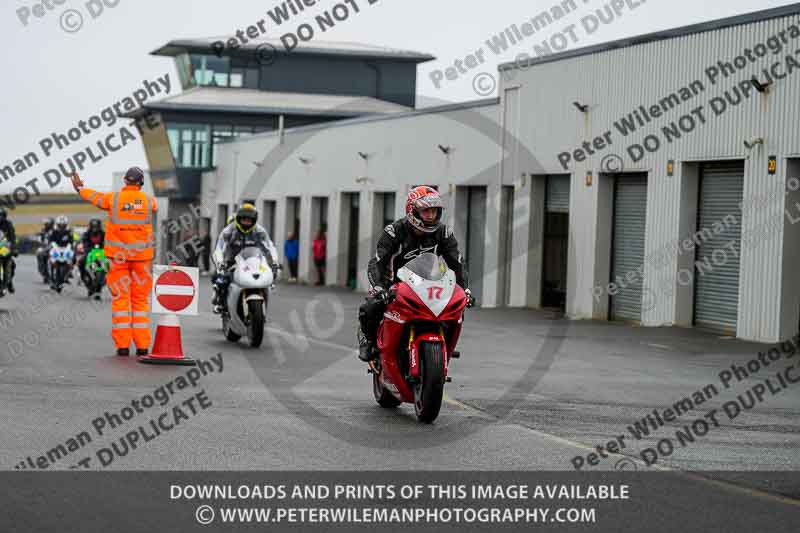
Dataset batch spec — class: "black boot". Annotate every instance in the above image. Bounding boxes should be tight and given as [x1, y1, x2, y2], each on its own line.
[117, 348, 130, 356]
[358, 334, 377, 363]
[7, 281, 14, 294]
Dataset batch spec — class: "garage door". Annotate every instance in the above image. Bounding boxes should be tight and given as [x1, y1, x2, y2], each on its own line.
[610, 174, 648, 321]
[694, 162, 745, 334]
[546, 175, 570, 213]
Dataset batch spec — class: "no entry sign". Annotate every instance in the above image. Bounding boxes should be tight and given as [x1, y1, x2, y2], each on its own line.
[152, 265, 199, 316]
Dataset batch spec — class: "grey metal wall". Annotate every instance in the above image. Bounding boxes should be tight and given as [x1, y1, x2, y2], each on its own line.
[500, 9, 800, 342]
[694, 163, 745, 334]
[610, 175, 648, 322]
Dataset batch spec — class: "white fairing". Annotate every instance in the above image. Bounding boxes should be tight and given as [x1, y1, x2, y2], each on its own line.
[225, 248, 273, 339]
[397, 265, 456, 317]
[50, 244, 74, 263]
[232, 254, 274, 289]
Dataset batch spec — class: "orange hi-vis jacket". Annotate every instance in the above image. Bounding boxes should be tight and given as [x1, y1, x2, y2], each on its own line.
[80, 185, 157, 261]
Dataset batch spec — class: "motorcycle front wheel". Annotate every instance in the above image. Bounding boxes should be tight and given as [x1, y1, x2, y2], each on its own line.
[414, 342, 445, 424]
[247, 300, 265, 348]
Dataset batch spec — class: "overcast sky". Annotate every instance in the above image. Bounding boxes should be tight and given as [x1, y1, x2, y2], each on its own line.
[0, 0, 796, 194]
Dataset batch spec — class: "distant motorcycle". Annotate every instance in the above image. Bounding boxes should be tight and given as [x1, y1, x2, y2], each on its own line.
[219, 247, 275, 348]
[49, 242, 74, 293]
[36, 238, 50, 284]
[0, 232, 11, 297]
[84, 244, 108, 299]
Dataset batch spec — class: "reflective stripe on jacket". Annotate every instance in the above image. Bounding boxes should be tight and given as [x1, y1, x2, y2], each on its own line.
[80, 185, 157, 261]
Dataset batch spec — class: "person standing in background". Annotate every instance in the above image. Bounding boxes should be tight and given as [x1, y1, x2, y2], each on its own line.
[284, 231, 299, 283]
[312, 229, 326, 286]
[199, 228, 212, 275]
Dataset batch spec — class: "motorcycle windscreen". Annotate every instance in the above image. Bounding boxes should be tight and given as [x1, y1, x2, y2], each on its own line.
[397, 253, 456, 317]
[239, 246, 263, 260]
[234, 246, 273, 286]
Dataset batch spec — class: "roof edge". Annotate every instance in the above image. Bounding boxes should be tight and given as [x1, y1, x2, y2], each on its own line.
[150, 41, 436, 63]
[215, 97, 500, 145]
[499, 3, 800, 71]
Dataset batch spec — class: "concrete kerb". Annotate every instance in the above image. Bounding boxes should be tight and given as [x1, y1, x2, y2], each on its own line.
[225, 95, 570, 450]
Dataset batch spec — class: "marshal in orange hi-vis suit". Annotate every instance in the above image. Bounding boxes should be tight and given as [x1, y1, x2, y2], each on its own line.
[71, 168, 156, 357]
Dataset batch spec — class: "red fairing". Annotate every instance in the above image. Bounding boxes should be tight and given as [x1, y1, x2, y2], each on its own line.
[375, 281, 468, 404]
[439, 285, 468, 321]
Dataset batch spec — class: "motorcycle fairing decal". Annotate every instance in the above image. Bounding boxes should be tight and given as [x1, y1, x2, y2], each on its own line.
[397, 266, 456, 317]
[408, 326, 419, 378]
[383, 310, 405, 324]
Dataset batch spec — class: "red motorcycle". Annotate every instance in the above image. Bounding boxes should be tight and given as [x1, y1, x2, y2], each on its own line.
[369, 253, 468, 423]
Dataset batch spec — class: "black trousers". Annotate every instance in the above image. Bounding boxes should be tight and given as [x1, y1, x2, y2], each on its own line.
[0, 257, 15, 286]
[358, 296, 386, 343]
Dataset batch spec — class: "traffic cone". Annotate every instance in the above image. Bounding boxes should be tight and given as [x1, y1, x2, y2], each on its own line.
[138, 313, 196, 366]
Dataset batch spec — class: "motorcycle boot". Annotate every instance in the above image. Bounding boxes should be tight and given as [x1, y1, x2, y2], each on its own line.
[212, 272, 230, 314]
[358, 330, 378, 363]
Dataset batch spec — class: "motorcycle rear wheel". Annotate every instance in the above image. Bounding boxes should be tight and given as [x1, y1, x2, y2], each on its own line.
[414, 342, 445, 423]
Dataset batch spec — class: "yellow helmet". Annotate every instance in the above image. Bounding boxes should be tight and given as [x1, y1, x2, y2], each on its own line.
[235, 203, 258, 234]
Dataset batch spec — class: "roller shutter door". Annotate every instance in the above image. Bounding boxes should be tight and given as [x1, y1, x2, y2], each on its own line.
[694, 162, 745, 334]
[546, 175, 570, 213]
[610, 174, 648, 321]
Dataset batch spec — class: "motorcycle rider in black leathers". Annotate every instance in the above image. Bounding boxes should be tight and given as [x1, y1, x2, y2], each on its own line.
[357, 186, 474, 362]
[211, 203, 279, 314]
[48, 216, 74, 248]
[37, 217, 55, 282]
[77, 218, 105, 288]
[0, 207, 18, 296]
[48, 216, 75, 289]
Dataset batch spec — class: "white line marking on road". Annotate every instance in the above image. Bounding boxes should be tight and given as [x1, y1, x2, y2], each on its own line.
[646, 343, 671, 350]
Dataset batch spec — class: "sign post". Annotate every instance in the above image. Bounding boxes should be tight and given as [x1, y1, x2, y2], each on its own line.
[139, 264, 199, 366]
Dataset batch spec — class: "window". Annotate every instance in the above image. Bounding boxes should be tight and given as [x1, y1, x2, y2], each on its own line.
[188, 55, 261, 88]
[170, 122, 274, 169]
[230, 67, 260, 89]
[191, 55, 230, 87]
[174, 54, 193, 90]
[167, 124, 212, 168]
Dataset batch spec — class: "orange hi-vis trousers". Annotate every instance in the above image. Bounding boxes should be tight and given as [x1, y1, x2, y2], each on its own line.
[108, 260, 152, 350]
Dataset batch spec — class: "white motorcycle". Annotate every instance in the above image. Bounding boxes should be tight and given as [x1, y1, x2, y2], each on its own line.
[49, 242, 74, 293]
[220, 247, 275, 348]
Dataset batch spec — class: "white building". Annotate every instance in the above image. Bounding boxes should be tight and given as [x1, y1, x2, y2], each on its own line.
[204, 4, 800, 344]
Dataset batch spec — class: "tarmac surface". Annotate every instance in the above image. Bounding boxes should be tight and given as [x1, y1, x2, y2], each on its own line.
[1, 256, 798, 511]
